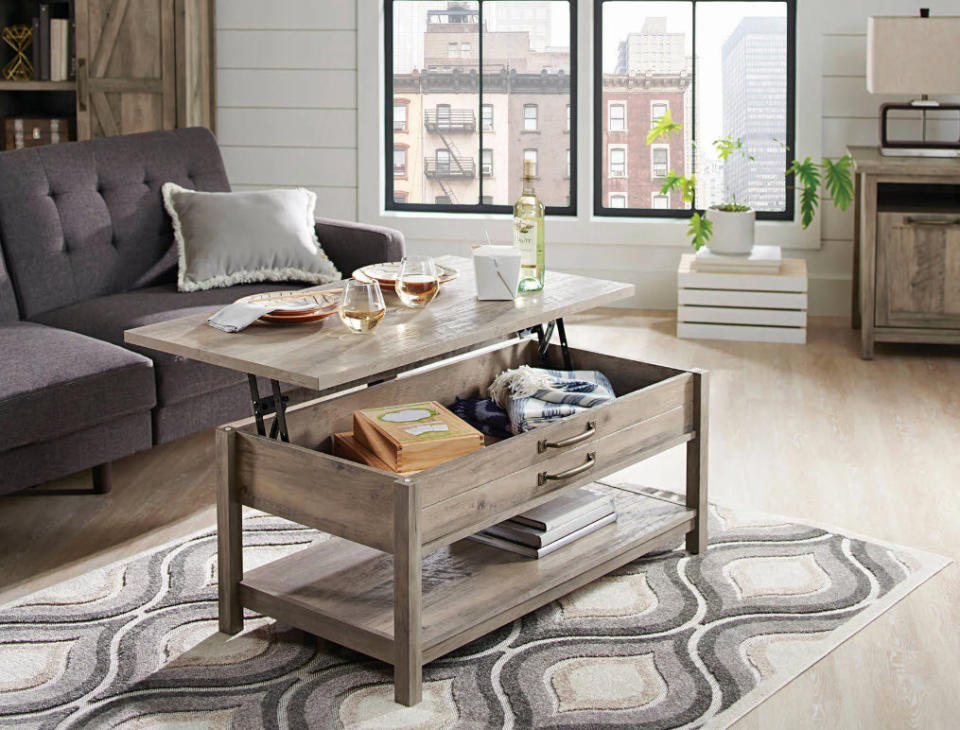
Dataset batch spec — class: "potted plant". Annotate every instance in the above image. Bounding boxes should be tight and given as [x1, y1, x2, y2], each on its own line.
[646, 111, 855, 252]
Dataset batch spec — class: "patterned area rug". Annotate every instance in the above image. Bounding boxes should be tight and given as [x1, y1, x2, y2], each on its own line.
[0, 484, 948, 730]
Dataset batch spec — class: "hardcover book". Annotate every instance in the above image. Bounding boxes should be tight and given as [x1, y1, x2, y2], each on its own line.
[469, 512, 618, 558]
[510, 488, 614, 531]
[353, 401, 484, 473]
[485, 500, 615, 548]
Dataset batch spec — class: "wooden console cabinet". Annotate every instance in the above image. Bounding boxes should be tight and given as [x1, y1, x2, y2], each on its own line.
[850, 146, 960, 359]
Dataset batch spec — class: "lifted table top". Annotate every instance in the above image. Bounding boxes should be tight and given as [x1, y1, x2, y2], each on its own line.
[124, 255, 634, 392]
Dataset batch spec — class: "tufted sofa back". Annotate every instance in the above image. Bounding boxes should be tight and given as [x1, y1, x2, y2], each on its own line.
[0, 127, 230, 319]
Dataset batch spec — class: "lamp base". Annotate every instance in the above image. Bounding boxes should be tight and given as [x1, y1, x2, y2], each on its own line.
[880, 101, 960, 156]
[880, 146, 960, 158]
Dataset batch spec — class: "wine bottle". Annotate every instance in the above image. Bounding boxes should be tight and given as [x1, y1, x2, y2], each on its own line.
[512, 159, 545, 292]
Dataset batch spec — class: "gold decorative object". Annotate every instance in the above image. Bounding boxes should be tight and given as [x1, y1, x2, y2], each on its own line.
[2, 25, 34, 82]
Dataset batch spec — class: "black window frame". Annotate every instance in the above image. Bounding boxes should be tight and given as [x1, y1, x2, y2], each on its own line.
[384, 0, 578, 216]
[593, 0, 796, 221]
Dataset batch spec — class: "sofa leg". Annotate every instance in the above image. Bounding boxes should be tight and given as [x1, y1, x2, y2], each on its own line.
[92, 463, 112, 494]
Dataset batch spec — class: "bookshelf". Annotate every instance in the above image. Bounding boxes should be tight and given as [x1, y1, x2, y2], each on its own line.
[0, 0, 214, 150]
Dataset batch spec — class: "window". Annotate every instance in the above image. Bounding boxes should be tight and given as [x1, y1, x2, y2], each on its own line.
[650, 101, 668, 128]
[394, 190, 408, 203]
[436, 104, 451, 129]
[435, 149, 451, 175]
[609, 193, 628, 208]
[385, 0, 575, 213]
[481, 104, 493, 131]
[609, 146, 626, 177]
[394, 103, 407, 131]
[651, 145, 668, 178]
[523, 104, 539, 132]
[523, 148, 538, 177]
[594, 0, 795, 219]
[393, 147, 407, 177]
[609, 102, 626, 132]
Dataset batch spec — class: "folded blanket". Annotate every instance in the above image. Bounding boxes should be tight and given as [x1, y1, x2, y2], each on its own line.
[448, 397, 512, 440]
[488, 365, 615, 434]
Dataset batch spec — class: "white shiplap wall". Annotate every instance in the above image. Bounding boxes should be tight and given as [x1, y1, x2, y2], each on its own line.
[215, 0, 958, 315]
[215, 0, 359, 220]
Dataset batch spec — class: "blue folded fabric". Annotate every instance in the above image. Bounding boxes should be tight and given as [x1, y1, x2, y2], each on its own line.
[488, 366, 616, 434]
[448, 397, 513, 439]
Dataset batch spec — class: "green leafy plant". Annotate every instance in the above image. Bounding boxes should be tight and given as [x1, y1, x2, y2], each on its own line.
[645, 119, 855, 250]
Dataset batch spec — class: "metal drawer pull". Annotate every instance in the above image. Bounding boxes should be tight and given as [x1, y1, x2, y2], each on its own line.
[538, 421, 596, 453]
[905, 216, 960, 226]
[538, 453, 596, 486]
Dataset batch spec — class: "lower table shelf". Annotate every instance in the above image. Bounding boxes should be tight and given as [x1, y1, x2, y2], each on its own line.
[238, 484, 694, 665]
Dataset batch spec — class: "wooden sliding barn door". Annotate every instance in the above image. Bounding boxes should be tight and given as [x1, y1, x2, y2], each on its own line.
[74, 0, 176, 140]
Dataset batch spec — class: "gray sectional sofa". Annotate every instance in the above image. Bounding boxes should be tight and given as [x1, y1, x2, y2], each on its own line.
[0, 127, 404, 495]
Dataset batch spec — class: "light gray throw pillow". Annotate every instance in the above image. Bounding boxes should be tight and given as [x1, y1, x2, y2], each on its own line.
[162, 183, 341, 292]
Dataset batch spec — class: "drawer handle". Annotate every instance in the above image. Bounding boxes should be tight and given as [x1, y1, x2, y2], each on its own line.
[905, 215, 960, 226]
[538, 453, 596, 486]
[538, 421, 596, 453]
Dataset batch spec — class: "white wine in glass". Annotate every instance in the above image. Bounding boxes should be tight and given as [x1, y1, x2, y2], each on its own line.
[396, 256, 439, 308]
[339, 279, 386, 334]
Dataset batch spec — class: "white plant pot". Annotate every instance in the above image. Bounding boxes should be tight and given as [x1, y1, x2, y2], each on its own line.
[705, 207, 755, 255]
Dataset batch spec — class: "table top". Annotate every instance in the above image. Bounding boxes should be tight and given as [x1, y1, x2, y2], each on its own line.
[124, 256, 635, 392]
[847, 145, 960, 177]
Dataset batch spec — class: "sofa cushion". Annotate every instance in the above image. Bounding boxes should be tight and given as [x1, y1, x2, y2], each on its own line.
[30, 283, 307, 407]
[0, 128, 230, 320]
[0, 322, 155, 452]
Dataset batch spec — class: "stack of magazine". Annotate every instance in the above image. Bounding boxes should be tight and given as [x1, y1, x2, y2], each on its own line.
[469, 488, 616, 558]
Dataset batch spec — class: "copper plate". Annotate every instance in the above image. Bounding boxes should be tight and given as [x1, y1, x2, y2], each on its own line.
[352, 262, 459, 289]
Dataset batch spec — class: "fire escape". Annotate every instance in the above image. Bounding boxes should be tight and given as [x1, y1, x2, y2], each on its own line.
[424, 107, 476, 204]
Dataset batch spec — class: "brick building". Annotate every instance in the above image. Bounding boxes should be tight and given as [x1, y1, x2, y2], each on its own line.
[600, 73, 691, 210]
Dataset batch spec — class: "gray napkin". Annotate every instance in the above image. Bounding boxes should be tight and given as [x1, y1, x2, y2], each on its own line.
[207, 297, 328, 333]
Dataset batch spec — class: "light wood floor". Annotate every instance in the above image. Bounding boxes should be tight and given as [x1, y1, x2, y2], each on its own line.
[2, 310, 958, 728]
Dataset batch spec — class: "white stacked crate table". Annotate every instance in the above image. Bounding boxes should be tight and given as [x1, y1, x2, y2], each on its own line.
[677, 254, 808, 344]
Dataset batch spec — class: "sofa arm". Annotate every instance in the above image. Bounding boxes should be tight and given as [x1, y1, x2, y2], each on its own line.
[314, 217, 405, 276]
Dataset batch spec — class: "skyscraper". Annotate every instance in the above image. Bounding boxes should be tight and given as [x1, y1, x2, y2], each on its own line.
[720, 16, 787, 211]
[487, 2, 554, 52]
[615, 17, 686, 75]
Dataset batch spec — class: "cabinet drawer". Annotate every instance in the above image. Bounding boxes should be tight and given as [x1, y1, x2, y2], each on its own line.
[227, 339, 699, 553]
[876, 212, 960, 329]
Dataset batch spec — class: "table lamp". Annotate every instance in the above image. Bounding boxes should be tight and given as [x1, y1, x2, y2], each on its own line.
[867, 8, 960, 157]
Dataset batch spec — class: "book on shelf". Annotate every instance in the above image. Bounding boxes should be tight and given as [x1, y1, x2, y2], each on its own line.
[510, 487, 614, 531]
[31, 17, 41, 80]
[469, 512, 618, 558]
[693, 245, 782, 274]
[485, 497, 615, 548]
[50, 19, 69, 82]
[39, 4, 50, 81]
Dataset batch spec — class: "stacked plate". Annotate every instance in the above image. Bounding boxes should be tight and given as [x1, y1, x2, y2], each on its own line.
[352, 262, 459, 290]
[234, 289, 340, 325]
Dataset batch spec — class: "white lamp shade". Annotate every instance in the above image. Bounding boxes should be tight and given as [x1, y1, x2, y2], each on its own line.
[867, 16, 960, 95]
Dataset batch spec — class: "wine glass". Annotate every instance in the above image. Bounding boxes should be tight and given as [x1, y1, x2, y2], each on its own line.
[396, 256, 440, 309]
[338, 279, 386, 334]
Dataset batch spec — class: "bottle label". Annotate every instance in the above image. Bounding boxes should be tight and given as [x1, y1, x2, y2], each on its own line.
[513, 219, 538, 267]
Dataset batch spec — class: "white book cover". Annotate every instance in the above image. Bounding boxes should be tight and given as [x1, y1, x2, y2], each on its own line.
[485, 502, 616, 548]
[469, 512, 619, 558]
[694, 245, 782, 272]
[510, 487, 614, 531]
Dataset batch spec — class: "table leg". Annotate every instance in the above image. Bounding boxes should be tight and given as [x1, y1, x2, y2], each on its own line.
[529, 318, 572, 369]
[394, 481, 422, 706]
[217, 427, 244, 634]
[685, 369, 709, 554]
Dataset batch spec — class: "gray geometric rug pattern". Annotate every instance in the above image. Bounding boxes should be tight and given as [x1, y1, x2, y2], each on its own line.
[0, 485, 948, 729]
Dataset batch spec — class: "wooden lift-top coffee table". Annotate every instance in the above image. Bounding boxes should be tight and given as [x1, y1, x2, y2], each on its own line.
[125, 256, 708, 706]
